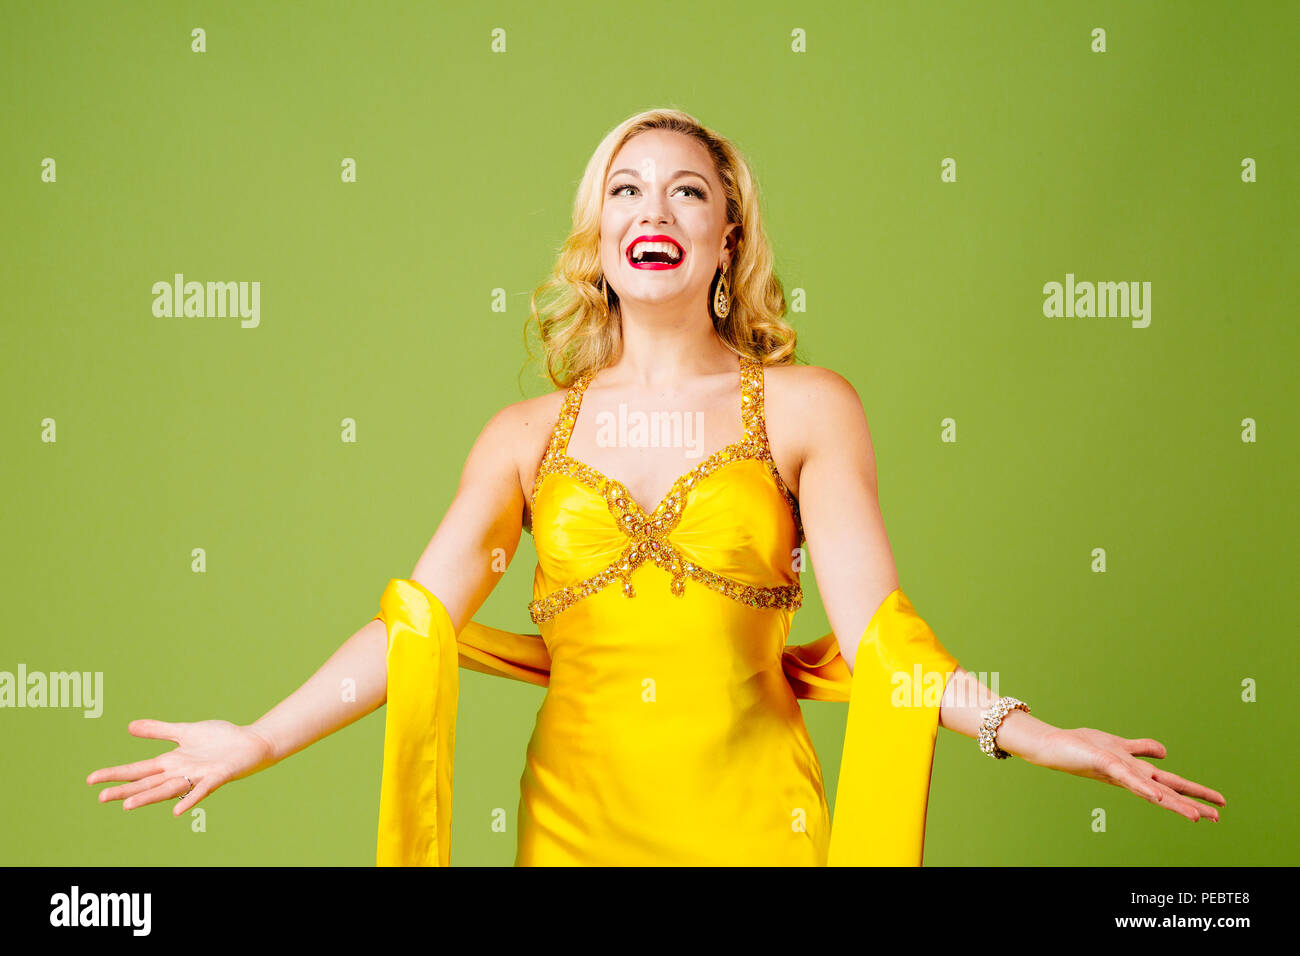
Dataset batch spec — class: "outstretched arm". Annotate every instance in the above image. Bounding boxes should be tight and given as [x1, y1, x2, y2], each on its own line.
[249, 402, 527, 753]
[87, 403, 527, 815]
[793, 367, 1224, 823]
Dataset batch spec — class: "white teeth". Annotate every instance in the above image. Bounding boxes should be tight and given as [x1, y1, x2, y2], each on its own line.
[630, 241, 682, 263]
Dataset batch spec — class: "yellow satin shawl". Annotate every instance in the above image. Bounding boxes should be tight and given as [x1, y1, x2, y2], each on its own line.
[373, 578, 957, 866]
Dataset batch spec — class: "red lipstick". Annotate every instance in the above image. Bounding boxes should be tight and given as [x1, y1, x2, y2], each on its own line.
[626, 234, 685, 270]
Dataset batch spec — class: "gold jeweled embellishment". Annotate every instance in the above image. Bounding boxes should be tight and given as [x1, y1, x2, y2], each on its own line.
[526, 357, 805, 624]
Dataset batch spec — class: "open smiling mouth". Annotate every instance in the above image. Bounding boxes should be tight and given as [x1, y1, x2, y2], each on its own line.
[627, 236, 685, 270]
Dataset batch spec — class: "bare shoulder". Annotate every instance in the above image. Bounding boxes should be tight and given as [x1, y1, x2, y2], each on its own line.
[483, 385, 569, 501]
[763, 363, 862, 411]
[760, 363, 871, 496]
[762, 363, 870, 441]
[490, 386, 568, 439]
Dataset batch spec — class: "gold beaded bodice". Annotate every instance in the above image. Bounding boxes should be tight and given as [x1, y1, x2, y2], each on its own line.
[524, 356, 804, 625]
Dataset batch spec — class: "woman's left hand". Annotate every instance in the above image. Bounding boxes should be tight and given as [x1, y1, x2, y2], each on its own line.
[1024, 727, 1225, 822]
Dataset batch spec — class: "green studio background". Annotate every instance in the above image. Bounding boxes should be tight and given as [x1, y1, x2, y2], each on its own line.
[1, 0, 1295, 866]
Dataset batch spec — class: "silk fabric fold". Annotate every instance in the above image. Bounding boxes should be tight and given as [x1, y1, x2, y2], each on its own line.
[374, 578, 957, 866]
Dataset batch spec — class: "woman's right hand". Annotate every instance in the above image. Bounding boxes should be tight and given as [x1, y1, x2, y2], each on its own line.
[82, 399, 531, 821]
[86, 718, 278, 816]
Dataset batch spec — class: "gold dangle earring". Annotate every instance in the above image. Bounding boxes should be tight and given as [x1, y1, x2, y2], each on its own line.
[712, 263, 731, 320]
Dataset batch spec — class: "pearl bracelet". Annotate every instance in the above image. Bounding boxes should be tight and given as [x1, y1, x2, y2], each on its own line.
[978, 696, 1030, 759]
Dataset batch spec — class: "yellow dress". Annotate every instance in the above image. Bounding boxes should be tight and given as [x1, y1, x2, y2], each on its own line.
[374, 357, 960, 866]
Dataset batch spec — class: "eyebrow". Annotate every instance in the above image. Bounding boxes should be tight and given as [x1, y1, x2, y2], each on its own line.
[607, 167, 709, 184]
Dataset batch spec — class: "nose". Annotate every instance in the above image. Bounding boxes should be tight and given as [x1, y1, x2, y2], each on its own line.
[638, 190, 672, 225]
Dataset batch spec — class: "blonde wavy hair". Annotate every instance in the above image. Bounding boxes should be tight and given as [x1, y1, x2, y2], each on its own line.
[525, 108, 799, 388]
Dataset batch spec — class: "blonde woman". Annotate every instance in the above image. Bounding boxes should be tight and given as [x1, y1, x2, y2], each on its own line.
[88, 109, 1225, 866]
